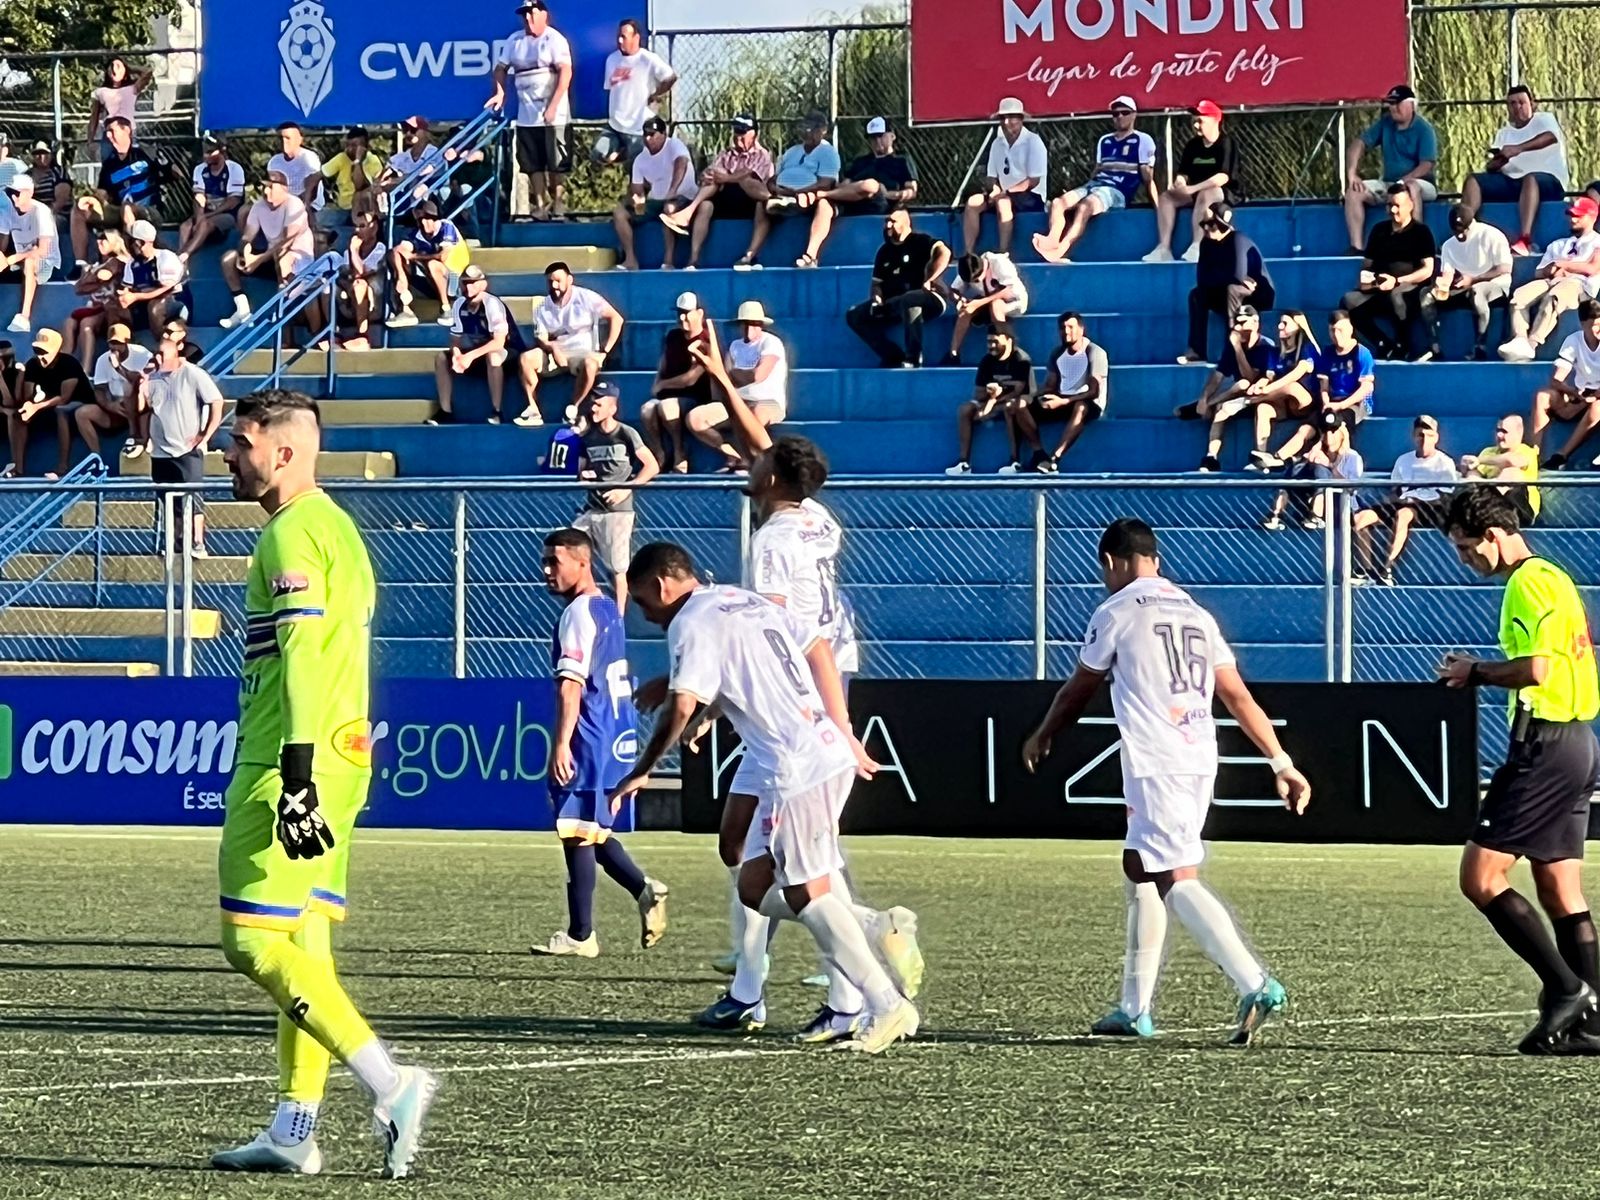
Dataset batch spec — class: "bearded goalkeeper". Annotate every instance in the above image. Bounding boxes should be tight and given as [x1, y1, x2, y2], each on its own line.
[209, 389, 437, 1180]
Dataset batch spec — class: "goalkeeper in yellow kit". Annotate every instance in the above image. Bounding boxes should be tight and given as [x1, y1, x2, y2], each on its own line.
[209, 389, 437, 1180]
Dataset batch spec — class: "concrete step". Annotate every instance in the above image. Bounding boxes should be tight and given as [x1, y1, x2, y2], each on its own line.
[117, 449, 397, 480]
[2, 553, 250, 584]
[0, 606, 223, 638]
[469, 245, 613, 273]
[237, 348, 439, 375]
[65, 499, 267, 529]
[220, 397, 435, 426]
[0, 659, 161, 677]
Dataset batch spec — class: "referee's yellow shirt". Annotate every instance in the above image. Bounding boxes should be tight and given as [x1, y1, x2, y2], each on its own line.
[1499, 556, 1600, 723]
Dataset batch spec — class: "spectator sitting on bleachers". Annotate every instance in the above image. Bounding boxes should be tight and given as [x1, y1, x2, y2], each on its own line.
[1461, 413, 1539, 525]
[640, 291, 716, 472]
[1033, 97, 1155, 265]
[1238, 311, 1320, 469]
[379, 116, 448, 212]
[962, 97, 1046, 256]
[1178, 201, 1273, 363]
[63, 229, 129, 363]
[1461, 86, 1568, 257]
[593, 18, 677, 166]
[386, 201, 467, 329]
[220, 170, 315, 330]
[112, 220, 191, 336]
[1343, 84, 1438, 255]
[267, 121, 325, 220]
[86, 56, 152, 151]
[77, 320, 146, 465]
[612, 117, 694, 271]
[489, 0, 575, 221]
[1254, 310, 1374, 469]
[2, 176, 59, 335]
[1529, 297, 1600, 471]
[176, 134, 245, 261]
[685, 300, 786, 470]
[659, 116, 774, 272]
[1145, 100, 1241, 264]
[431, 265, 530, 427]
[844, 207, 950, 369]
[1420, 204, 1512, 362]
[318, 126, 384, 234]
[336, 211, 386, 350]
[1177, 305, 1271, 472]
[1342, 182, 1436, 362]
[763, 111, 841, 266]
[1262, 410, 1364, 531]
[944, 251, 1028, 364]
[1353, 414, 1458, 585]
[796, 117, 919, 268]
[68, 117, 159, 280]
[1498, 196, 1600, 362]
[945, 324, 1032, 476]
[525, 261, 623, 420]
[28, 142, 72, 219]
[0, 134, 23, 230]
[1010, 311, 1107, 473]
[8, 328, 91, 480]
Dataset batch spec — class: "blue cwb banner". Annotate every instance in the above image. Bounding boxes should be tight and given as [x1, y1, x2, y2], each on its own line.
[199, 0, 636, 129]
[0, 678, 635, 832]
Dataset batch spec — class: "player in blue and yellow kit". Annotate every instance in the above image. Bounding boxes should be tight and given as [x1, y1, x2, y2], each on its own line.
[209, 389, 437, 1179]
[533, 527, 668, 956]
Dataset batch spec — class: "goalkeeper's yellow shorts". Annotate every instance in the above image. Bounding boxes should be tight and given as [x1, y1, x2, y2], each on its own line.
[218, 764, 370, 931]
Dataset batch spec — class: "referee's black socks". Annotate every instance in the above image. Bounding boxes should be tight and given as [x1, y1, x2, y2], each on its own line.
[1552, 911, 1600, 992]
[1480, 890, 1585, 997]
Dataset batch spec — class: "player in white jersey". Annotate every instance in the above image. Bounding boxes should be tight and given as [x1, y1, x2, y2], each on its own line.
[612, 543, 920, 1054]
[1022, 518, 1311, 1046]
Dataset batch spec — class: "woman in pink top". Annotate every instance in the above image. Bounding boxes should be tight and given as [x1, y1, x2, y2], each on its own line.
[86, 57, 152, 151]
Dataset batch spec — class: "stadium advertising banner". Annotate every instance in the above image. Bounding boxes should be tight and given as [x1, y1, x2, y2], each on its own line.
[908, 0, 1410, 121]
[684, 681, 1481, 844]
[0, 678, 630, 832]
[199, 0, 635, 129]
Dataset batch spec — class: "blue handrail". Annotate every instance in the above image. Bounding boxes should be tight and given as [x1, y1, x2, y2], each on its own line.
[201, 252, 345, 395]
[0, 455, 110, 612]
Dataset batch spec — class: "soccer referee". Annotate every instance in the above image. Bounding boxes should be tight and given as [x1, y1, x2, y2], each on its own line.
[1441, 486, 1600, 1053]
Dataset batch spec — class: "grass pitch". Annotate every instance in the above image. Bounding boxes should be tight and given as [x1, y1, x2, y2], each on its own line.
[0, 829, 1593, 1199]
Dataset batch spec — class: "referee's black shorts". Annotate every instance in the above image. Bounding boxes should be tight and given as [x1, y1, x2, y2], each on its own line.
[1474, 719, 1600, 861]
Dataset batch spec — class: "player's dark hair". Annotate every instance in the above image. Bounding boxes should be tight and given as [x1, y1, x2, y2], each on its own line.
[1058, 310, 1083, 326]
[1386, 181, 1411, 198]
[627, 542, 696, 585]
[544, 527, 593, 553]
[276, 120, 302, 134]
[545, 261, 571, 278]
[1446, 486, 1522, 537]
[1330, 308, 1352, 325]
[1508, 83, 1534, 100]
[770, 435, 829, 498]
[234, 388, 322, 430]
[956, 253, 980, 283]
[1098, 517, 1159, 561]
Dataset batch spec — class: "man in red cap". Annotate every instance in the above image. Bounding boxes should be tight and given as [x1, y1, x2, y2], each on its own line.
[1144, 100, 1240, 264]
[1499, 196, 1600, 362]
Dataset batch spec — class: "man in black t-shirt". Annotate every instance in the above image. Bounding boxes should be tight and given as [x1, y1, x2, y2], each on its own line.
[640, 291, 717, 472]
[844, 208, 950, 369]
[7, 329, 92, 478]
[1341, 182, 1438, 362]
[946, 325, 1032, 475]
[796, 118, 921, 267]
[1145, 100, 1243, 263]
[27, 142, 73, 218]
[69, 116, 162, 277]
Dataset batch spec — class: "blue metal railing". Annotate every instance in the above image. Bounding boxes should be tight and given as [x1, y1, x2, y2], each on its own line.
[0, 456, 111, 610]
[201, 252, 345, 396]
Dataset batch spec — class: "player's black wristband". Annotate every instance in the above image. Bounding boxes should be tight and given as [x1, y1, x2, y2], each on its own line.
[280, 743, 315, 787]
[1466, 662, 1486, 688]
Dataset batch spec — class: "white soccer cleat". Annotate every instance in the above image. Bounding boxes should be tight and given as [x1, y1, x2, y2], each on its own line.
[873, 906, 925, 1000]
[210, 1130, 324, 1175]
[637, 877, 669, 949]
[530, 931, 599, 957]
[373, 1065, 439, 1180]
[849, 999, 919, 1055]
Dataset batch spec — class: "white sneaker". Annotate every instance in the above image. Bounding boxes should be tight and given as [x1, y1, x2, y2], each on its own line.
[1141, 247, 1175, 264]
[435, 313, 454, 327]
[1181, 242, 1201, 263]
[637, 877, 669, 949]
[6, 314, 28, 333]
[1498, 336, 1536, 362]
[849, 998, 920, 1055]
[513, 408, 543, 427]
[373, 1065, 439, 1180]
[530, 930, 599, 957]
[872, 906, 925, 1000]
[996, 462, 1022, 475]
[219, 307, 252, 330]
[211, 1130, 323, 1175]
[386, 309, 419, 329]
[944, 461, 971, 476]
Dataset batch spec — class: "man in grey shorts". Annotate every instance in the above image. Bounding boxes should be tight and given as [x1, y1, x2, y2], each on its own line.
[572, 381, 659, 611]
[140, 329, 224, 556]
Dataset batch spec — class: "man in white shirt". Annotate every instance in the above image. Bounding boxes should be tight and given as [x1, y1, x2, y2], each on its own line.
[266, 122, 324, 215]
[219, 170, 315, 329]
[1011, 311, 1108, 472]
[177, 134, 245, 260]
[1023, 517, 1309, 1044]
[611, 117, 694, 271]
[1353, 414, 1459, 585]
[379, 116, 448, 204]
[1500, 196, 1600, 361]
[524, 261, 622, 417]
[1530, 297, 1600, 470]
[77, 319, 147, 458]
[593, 19, 676, 165]
[1462, 85, 1569, 256]
[1421, 204, 1512, 361]
[1, 176, 59, 335]
[686, 301, 787, 469]
[962, 96, 1046, 255]
[489, 0, 574, 220]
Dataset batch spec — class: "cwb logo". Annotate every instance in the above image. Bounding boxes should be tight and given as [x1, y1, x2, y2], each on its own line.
[279, 0, 336, 118]
[0, 703, 237, 779]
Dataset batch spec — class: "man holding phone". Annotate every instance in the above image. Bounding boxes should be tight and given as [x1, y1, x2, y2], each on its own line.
[1340, 182, 1437, 362]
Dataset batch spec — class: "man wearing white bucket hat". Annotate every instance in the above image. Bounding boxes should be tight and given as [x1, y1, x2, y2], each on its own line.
[961, 97, 1047, 256]
[686, 300, 788, 470]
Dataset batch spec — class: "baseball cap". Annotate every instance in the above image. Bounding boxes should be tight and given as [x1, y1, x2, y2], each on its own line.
[674, 290, 700, 313]
[1413, 414, 1439, 432]
[264, 168, 290, 186]
[31, 140, 51, 154]
[1569, 196, 1599, 220]
[1448, 202, 1474, 229]
[107, 323, 132, 345]
[1233, 304, 1260, 324]
[5, 175, 33, 199]
[581, 380, 621, 408]
[202, 131, 226, 151]
[1384, 84, 1416, 104]
[866, 116, 890, 136]
[1192, 99, 1223, 119]
[401, 115, 430, 132]
[641, 116, 667, 136]
[345, 125, 370, 140]
[516, 0, 547, 11]
[799, 109, 827, 131]
[460, 264, 488, 284]
[731, 114, 757, 134]
[1109, 95, 1138, 113]
[128, 219, 157, 243]
[32, 328, 62, 356]
[1204, 201, 1234, 230]
[1318, 409, 1345, 433]
[413, 200, 441, 220]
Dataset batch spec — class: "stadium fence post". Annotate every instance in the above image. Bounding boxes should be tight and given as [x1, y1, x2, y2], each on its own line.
[163, 489, 176, 677]
[180, 492, 195, 678]
[1323, 490, 1336, 681]
[737, 492, 752, 576]
[1337, 485, 1353, 683]
[93, 488, 104, 608]
[453, 490, 468, 679]
[51, 62, 62, 145]
[1033, 488, 1047, 680]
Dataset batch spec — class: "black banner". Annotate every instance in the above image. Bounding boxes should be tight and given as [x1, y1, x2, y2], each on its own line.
[681, 681, 1480, 845]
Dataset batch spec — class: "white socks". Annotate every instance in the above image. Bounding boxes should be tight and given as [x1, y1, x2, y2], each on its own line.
[1166, 879, 1267, 997]
[824, 870, 869, 1015]
[231, 293, 250, 316]
[1120, 879, 1167, 1017]
[268, 1099, 318, 1146]
[790, 891, 900, 1016]
[729, 865, 772, 1005]
[346, 1039, 401, 1102]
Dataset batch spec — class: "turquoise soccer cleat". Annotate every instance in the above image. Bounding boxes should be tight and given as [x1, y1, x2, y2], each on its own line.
[1229, 976, 1288, 1047]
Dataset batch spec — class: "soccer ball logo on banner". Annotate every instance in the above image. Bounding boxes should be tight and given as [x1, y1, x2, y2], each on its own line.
[277, 0, 335, 118]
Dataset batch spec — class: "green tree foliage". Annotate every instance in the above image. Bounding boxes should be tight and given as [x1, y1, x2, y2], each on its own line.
[1, 0, 182, 108]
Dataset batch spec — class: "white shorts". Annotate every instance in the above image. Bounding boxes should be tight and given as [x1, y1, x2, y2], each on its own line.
[1124, 773, 1214, 873]
[1061, 183, 1127, 213]
[1362, 178, 1439, 202]
[730, 748, 855, 820]
[743, 768, 853, 887]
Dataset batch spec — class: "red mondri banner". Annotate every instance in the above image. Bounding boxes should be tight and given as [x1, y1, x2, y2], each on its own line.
[909, 0, 1411, 121]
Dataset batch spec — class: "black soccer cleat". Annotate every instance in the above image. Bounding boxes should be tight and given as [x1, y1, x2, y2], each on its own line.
[1519, 983, 1598, 1053]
